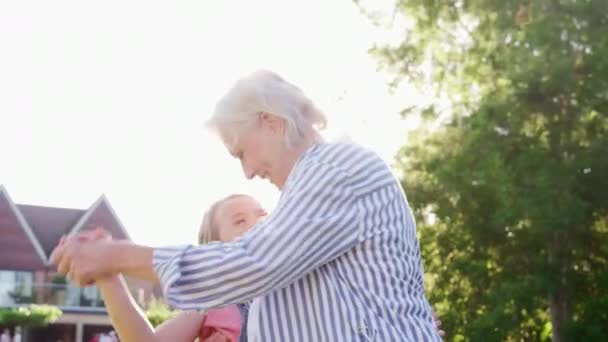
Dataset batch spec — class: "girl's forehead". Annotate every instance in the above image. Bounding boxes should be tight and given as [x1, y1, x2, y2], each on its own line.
[220, 196, 262, 214]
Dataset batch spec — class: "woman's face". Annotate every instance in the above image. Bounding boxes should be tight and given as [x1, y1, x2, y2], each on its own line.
[215, 196, 267, 242]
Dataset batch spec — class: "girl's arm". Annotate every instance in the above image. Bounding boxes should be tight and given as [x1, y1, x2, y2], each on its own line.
[97, 274, 205, 342]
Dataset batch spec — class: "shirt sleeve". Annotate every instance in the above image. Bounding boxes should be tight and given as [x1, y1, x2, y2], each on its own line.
[152, 159, 363, 311]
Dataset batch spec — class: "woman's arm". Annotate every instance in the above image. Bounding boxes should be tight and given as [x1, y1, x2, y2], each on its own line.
[96, 274, 204, 342]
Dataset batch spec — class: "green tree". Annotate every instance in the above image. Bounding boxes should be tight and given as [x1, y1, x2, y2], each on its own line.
[358, 0, 608, 341]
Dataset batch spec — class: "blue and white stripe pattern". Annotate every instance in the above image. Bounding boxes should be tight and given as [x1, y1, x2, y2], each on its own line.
[154, 142, 442, 341]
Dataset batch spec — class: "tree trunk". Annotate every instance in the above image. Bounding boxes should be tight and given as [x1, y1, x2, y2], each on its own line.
[549, 288, 570, 342]
[548, 234, 571, 342]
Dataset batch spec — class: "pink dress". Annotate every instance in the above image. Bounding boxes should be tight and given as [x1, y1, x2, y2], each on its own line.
[198, 305, 242, 342]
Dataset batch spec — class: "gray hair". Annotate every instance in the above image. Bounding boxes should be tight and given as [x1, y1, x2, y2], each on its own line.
[206, 70, 327, 148]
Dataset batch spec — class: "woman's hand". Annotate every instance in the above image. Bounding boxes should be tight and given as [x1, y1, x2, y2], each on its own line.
[432, 309, 446, 338]
[51, 227, 117, 286]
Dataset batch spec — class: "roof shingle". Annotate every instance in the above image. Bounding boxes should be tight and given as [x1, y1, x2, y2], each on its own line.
[17, 204, 86, 257]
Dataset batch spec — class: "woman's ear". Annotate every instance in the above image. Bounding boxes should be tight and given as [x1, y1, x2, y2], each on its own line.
[259, 112, 285, 134]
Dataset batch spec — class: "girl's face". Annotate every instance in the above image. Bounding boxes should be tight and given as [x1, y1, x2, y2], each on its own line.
[214, 196, 267, 242]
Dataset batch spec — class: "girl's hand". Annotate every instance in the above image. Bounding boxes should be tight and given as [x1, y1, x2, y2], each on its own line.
[204, 332, 230, 342]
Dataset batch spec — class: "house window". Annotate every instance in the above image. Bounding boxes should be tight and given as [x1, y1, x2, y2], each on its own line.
[0, 270, 34, 305]
[15, 272, 33, 296]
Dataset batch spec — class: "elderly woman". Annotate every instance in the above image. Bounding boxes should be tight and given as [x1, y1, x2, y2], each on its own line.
[52, 70, 443, 341]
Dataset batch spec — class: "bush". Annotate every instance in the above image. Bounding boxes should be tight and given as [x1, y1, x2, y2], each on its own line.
[145, 298, 179, 327]
[0, 305, 62, 327]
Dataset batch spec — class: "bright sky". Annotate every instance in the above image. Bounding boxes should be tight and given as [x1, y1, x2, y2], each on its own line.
[0, 0, 421, 246]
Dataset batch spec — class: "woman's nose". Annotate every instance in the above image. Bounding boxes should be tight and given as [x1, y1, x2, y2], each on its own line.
[241, 160, 255, 179]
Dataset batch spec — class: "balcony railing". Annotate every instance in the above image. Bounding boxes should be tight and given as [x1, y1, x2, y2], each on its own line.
[0, 282, 106, 312]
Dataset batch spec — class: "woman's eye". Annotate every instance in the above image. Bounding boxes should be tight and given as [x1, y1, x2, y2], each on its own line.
[235, 219, 246, 225]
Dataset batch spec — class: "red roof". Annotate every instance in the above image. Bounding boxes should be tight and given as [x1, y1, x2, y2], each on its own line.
[17, 204, 86, 258]
[0, 186, 130, 268]
[0, 191, 47, 270]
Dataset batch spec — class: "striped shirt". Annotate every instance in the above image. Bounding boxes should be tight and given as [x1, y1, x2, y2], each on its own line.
[154, 142, 442, 341]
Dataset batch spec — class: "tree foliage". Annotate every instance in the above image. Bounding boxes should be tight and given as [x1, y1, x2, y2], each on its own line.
[359, 0, 608, 341]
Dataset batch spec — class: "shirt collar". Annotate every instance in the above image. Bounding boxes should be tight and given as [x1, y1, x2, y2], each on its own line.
[281, 141, 323, 193]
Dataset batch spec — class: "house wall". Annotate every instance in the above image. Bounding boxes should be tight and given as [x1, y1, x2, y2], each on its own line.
[0, 193, 45, 270]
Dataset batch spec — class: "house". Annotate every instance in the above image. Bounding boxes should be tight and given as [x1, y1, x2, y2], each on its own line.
[0, 185, 160, 342]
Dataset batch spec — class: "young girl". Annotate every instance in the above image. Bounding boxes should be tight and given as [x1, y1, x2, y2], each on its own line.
[196, 194, 266, 342]
[87, 194, 266, 342]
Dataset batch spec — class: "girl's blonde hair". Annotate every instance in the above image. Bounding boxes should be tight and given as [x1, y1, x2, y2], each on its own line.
[198, 194, 250, 245]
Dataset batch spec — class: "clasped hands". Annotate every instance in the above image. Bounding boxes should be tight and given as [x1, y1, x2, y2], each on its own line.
[50, 227, 118, 287]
